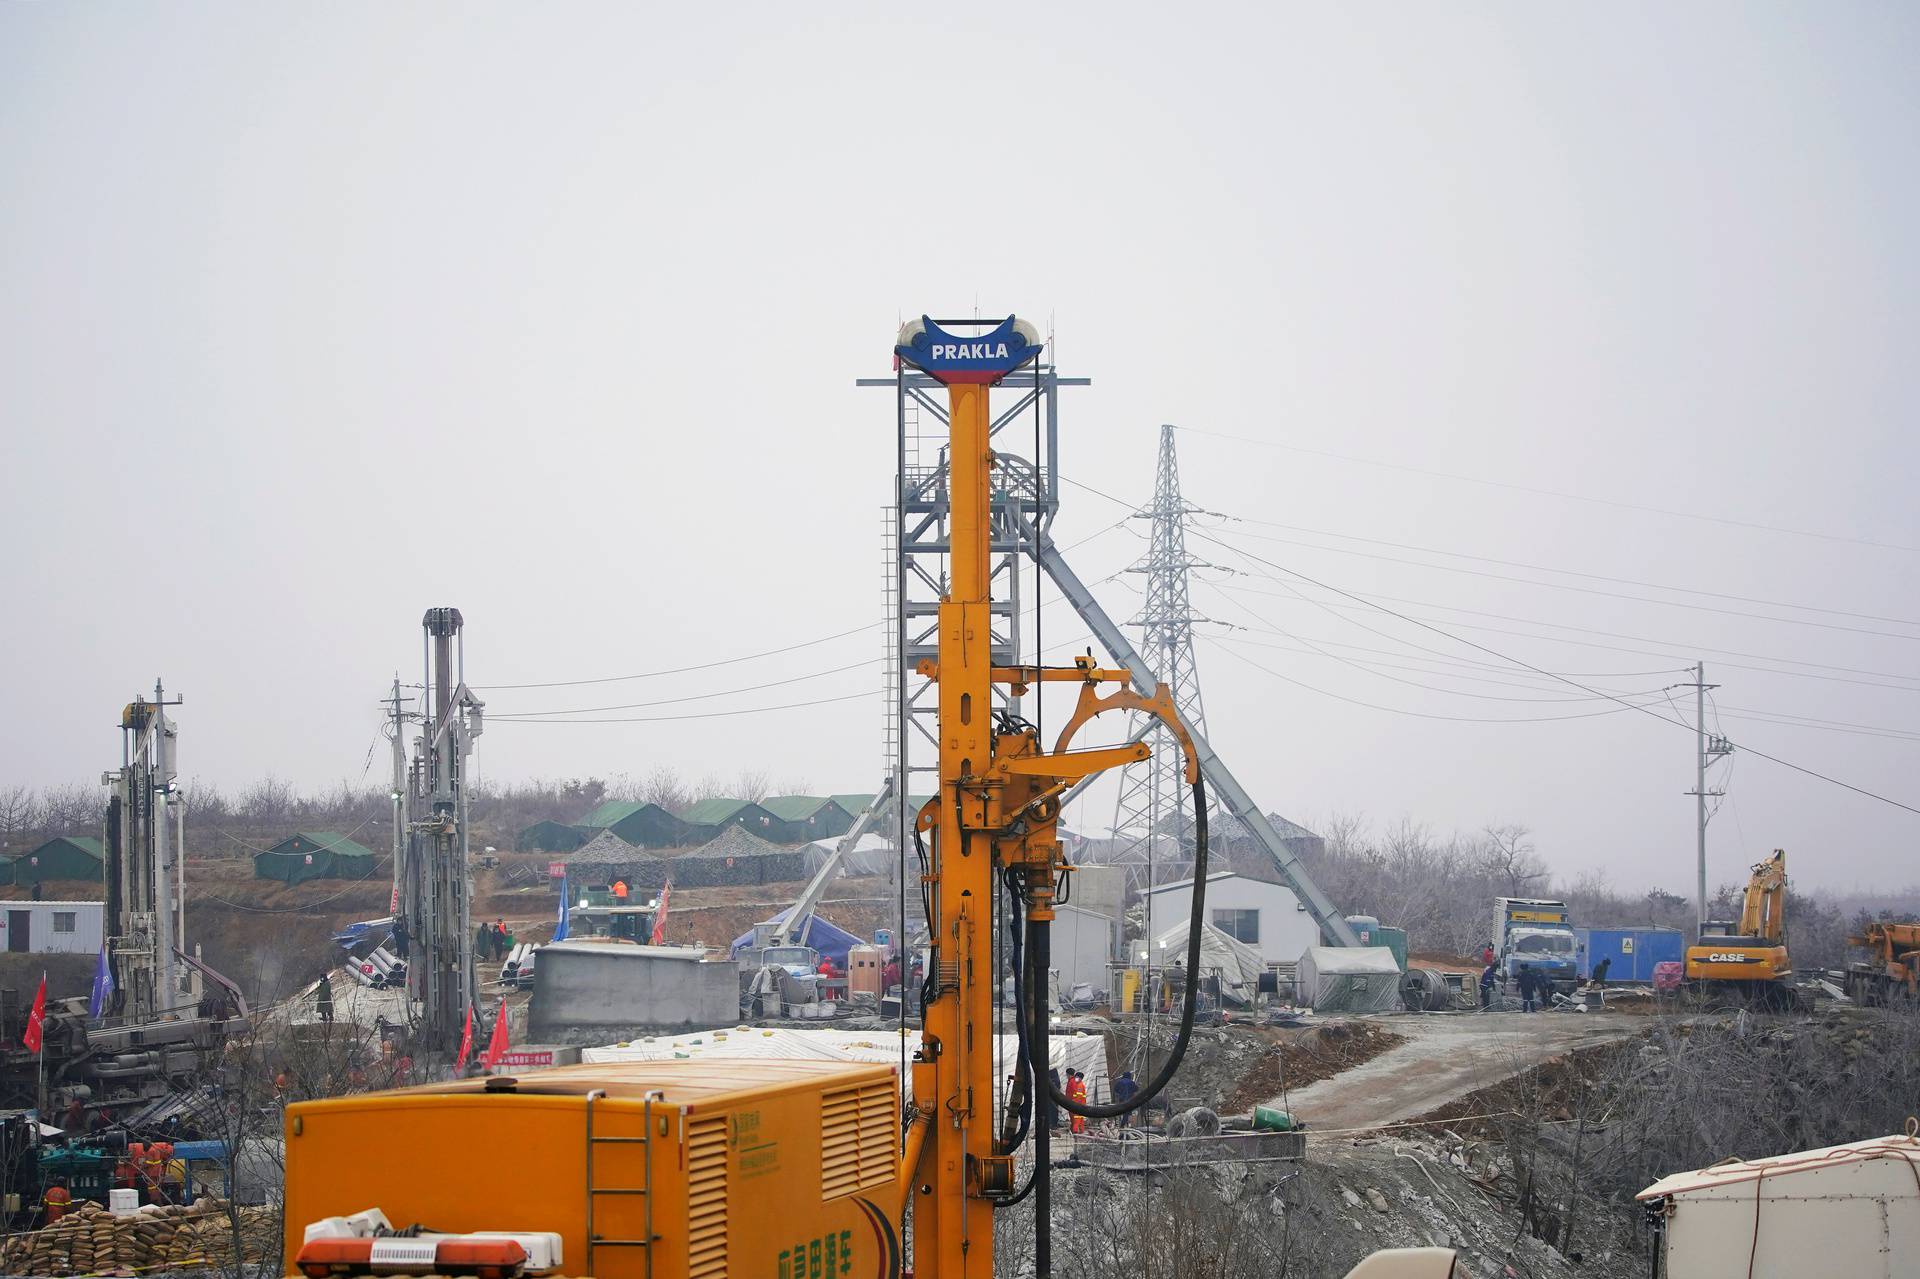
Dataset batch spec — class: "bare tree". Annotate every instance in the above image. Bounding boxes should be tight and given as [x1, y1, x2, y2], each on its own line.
[1479, 824, 1547, 895]
[733, 769, 773, 803]
[640, 766, 692, 814]
[39, 782, 98, 834]
[0, 785, 39, 851]
[238, 775, 296, 824]
[691, 772, 728, 802]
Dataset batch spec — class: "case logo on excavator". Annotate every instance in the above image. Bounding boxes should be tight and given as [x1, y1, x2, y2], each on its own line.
[1704, 952, 1753, 963]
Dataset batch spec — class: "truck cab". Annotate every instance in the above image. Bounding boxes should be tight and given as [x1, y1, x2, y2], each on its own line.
[1504, 926, 1578, 986]
[1493, 897, 1578, 990]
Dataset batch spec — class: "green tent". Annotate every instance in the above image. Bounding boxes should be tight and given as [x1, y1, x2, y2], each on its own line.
[571, 802, 690, 850]
[254, 832, 378, 884]
[759, 796, 855, 841]
[18, 836, 105, 883]
[515, 819, 587, 853]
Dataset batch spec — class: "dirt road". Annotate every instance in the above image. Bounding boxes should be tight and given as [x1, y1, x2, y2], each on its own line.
[1262, 1011, 1642, 1135]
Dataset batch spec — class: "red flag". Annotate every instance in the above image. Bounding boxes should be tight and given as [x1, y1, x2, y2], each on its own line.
[650, 880, 671, 945]
[453, 1004, 474, 1074]
[480, 1000, 511, 1073]
[22, 974, 46, 1053]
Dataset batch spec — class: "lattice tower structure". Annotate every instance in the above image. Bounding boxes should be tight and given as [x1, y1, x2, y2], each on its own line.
[1107, 424, 1213, 894]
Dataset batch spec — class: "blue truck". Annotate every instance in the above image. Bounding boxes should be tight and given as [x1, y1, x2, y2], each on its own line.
[1492, 897, 1580, 991]
[1574, 926, 1685, 982]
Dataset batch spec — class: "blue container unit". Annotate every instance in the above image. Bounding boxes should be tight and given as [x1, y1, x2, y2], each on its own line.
[1574, 927, 1685, 981]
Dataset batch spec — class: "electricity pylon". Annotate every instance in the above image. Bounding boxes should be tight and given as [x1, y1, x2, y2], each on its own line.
[1107, 424, 1213, 894]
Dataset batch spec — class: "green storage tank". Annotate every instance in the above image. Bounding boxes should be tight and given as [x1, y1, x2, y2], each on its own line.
[1376, 925, 1409, 972]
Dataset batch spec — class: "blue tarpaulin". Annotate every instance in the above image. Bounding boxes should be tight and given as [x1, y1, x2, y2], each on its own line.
[730, 910, 863, 967]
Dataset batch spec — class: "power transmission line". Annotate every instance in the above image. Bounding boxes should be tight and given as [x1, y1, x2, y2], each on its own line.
[1178, 427, 1920, 554]
[471, 622, 882, 690]
[1220, 515, 1920, 627]
[490, 690, 871, 725]
[1216, 523, 1920, 640]
[489, 658, 876, 717]
[1187, 527, 1920, 818]
[1204, 570, 1920, 692]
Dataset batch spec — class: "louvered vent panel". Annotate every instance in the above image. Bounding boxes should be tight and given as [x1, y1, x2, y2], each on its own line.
[820, 1081, 895, 1200]
[687, 1116, 729, 1279]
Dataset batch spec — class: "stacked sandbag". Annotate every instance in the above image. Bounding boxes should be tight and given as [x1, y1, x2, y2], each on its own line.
[0, 1197, 277, 1276]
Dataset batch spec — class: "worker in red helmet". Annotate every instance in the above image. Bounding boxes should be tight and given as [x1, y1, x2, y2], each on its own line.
[42, 1184, 71, 1224]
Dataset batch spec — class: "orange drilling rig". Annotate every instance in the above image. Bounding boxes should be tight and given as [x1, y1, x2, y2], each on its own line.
[275, 315, 1457, 1279]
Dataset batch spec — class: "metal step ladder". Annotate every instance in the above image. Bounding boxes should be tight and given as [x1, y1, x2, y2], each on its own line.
[585, 1088, 661, 1277]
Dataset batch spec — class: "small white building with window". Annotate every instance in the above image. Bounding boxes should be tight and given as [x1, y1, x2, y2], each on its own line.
[0, 902, 105, 955]
[1143, 872, 1319, 966]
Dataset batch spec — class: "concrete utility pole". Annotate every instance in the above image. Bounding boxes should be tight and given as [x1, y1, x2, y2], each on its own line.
[385, 678, 409, 918]
[1684, 661, 1733, 936]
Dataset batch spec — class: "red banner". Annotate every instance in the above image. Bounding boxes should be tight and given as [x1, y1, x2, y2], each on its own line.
[480, 1001, 511, 1073]
[453, 1004, 474, 1074]
[22, 975, 45, 1053]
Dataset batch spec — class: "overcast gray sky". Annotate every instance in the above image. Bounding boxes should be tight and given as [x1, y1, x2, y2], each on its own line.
[3, 4, 1916, 894]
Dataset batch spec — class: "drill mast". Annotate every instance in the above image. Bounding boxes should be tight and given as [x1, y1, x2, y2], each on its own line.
[102, 681, 191, 1021]
[894, 317, 1199, 1279]
[401, 608, 484, 1052]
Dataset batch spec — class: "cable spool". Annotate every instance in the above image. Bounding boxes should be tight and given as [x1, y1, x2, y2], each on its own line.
[1402, 967, 1452, 1011]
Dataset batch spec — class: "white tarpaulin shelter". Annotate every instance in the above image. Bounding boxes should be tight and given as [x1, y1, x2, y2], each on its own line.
[583, 1024, 1111, 1105]
[804, 833, 895, 878]
[1152, 920, 1267, 1006]
[1296, 945, 1402, 1013]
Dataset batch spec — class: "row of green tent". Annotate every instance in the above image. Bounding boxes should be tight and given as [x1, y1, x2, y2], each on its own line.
[515, 793, 884, 854]
[0, 832, 381, 888]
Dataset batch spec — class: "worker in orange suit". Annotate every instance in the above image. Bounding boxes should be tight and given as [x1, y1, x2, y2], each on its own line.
[1067, 1069, 1087, 1134]
[42, 1185, 71, 1224]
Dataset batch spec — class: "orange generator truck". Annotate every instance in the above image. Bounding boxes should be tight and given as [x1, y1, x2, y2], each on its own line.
[284, 1059, 912, 1279]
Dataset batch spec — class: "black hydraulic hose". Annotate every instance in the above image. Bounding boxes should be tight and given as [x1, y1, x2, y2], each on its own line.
[1048, 778, 1209, 1119]
[999, 875, 1033, 1151]
[1030, 900, 1052, 1276]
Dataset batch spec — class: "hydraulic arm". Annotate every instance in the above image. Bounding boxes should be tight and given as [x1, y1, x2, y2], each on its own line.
[893, 317, 1206, 1279]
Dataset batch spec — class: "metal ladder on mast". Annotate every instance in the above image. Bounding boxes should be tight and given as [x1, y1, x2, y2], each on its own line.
[585, 1088, 659, 1277]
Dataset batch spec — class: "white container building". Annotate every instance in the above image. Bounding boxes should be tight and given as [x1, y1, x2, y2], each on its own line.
[0, 901, 105, 955]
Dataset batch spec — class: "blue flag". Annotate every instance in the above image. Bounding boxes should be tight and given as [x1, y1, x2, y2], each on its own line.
[88, 946, 114, 1018]
[552, 876, 570, 943]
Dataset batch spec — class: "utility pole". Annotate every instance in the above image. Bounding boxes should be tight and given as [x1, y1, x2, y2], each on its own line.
[1683, 661, 1733, 935]
[384, 678, 409, 918]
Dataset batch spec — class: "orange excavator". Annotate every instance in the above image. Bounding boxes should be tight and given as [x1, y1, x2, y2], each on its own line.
[1684, 849, 1799, 1009]
[1845, 921, 1920, 1005]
